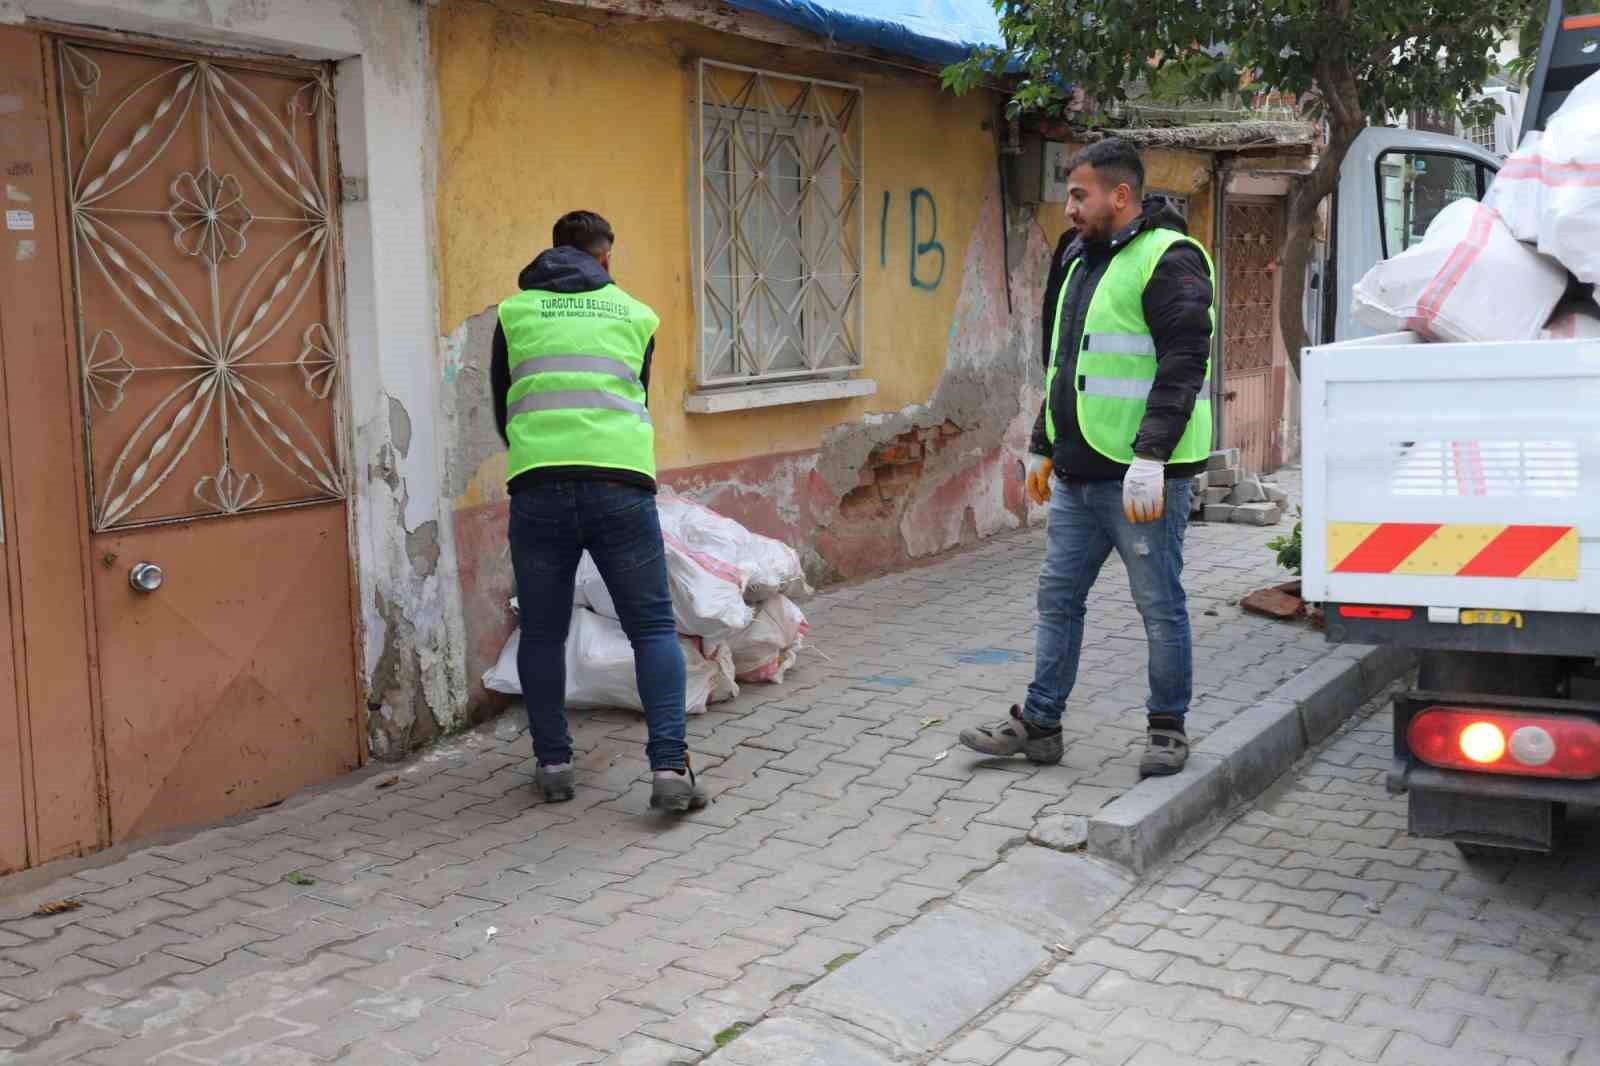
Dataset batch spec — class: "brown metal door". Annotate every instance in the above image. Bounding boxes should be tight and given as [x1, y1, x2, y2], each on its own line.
[52, 39, 361, 841]
[1221, 198, 1286, 476]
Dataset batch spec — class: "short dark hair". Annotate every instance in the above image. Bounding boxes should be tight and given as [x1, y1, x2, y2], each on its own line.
[552, 210, 614, 254]
[1068, 139, 1144, 197]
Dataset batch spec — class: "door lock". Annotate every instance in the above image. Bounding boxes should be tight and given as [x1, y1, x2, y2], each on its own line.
[129, 562, 164, 593]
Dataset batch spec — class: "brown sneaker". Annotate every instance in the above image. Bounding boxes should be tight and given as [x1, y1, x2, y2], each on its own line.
[959, 706, 1064, 764]
[1139, 730, 1189, 778]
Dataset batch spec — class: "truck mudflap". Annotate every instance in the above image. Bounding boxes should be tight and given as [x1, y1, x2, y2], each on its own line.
[1326, 603, 1600, 658]
[1392, 688, 1600, 852]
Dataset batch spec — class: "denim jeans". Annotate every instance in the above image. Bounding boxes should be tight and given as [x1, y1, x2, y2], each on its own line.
[1022, 477, 1195, 731]
[508, 480, 687, 771]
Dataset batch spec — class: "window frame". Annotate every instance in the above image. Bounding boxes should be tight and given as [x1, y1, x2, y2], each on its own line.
[1374, 148, 1494, 260]
[693, 59, 866, 392]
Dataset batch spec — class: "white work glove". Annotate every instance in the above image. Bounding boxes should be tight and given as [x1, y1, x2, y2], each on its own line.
[1122, 456, 1166, 524]
[1026, 455, 1054, 505]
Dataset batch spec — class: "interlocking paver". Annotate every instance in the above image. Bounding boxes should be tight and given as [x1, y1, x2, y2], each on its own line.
[965, 689, 1600, 1066]
[0, 474, 1401, 1063]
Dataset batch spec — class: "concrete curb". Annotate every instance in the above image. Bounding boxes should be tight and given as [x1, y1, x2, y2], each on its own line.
[704, 848, 1138, 1064]
[1087, 642, 1416, 875]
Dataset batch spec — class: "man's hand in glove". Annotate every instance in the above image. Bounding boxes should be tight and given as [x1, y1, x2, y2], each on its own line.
[1026, 455, 1054, 506]
[1122, 456, 1166, 523]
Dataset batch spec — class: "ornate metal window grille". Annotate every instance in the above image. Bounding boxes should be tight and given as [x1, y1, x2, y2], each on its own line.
[695, 61, 864, 389]
[57, 43, 347, 532]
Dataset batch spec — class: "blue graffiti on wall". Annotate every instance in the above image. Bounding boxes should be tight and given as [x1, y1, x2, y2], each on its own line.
[909, 187, 945, 291]
[879, 188, 948, 291]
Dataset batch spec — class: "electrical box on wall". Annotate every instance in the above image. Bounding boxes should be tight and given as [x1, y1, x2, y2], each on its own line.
[1041, 142, 1071, 202]
[1004, 132, 1072, 206]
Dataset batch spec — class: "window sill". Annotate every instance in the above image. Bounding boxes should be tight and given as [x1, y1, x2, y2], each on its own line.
[684, 377, 878, 414]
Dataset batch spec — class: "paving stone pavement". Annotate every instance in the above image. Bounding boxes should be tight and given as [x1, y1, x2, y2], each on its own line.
[0, 473, 1325, 1065]
[950, 693, 1600, 1066]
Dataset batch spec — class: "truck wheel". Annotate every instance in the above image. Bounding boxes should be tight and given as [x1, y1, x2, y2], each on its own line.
[1416, 651, 1565, 698]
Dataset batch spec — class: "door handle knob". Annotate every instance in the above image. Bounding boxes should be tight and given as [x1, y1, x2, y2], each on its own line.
[129, 562, 164, 593]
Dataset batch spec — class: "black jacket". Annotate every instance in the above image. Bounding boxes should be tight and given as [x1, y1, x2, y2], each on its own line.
[491, 247, 657, 495]
[1031, 196, 1215, 481]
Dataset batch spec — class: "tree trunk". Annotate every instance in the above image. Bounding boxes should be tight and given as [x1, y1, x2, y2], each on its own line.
[1278, 59, 1369, 381]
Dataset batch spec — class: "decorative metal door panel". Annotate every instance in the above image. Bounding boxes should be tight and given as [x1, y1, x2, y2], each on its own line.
[1221, 198, 1286, 475]
[56, 41, 360, 840]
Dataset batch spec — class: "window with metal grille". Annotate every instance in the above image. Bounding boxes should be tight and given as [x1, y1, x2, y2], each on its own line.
[1467, 123, 1497, 151]
[695, 61, 865, 389]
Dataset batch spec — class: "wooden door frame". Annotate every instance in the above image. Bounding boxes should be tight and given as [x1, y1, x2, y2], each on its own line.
[0, 24, 109, 863]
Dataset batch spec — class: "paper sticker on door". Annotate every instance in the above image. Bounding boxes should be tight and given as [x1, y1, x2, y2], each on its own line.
[5, 209, 32, 231]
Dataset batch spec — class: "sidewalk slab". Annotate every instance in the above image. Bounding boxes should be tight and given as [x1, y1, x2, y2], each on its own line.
[957, 846, 1135, 946]
[791, 908, 1047, 1054]
[705, 1017, 896, 1066]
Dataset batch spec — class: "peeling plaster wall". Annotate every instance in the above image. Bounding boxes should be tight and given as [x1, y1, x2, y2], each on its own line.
[435, 0, 1061, 704]
[2, 0, 470, 759]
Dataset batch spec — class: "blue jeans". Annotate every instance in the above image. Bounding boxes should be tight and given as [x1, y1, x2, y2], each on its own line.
[508, 481, 687, 771]
[1022, 477, 1195, 731]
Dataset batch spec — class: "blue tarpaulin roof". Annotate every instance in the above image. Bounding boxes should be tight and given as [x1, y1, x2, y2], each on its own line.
[721, 0, 1004, 67]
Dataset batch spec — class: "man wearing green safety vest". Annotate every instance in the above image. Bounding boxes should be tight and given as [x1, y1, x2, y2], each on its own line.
[960, 139, 1216, 778]
[491, 210, 705, 812]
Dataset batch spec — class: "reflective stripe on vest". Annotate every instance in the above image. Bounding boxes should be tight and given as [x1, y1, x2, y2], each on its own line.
[1044, 229, 1215, 466]
[507, 388, 653, 424]
[508, 353, 641, 388]
[500, 283, 661, 482]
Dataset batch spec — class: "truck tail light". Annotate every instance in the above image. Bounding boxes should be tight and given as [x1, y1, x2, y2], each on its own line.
[1338, 605, 1413, 621]
[1408, 708, 1600, 780]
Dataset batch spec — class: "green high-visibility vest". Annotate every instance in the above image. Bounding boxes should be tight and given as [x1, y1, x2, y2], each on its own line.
[500, 284, 661, 483]
[1045, 228, 1215, 465]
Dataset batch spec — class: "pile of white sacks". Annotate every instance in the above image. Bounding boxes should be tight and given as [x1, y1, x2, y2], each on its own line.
[484, 491, 811, 714]
[1353, 70, 1600, 343]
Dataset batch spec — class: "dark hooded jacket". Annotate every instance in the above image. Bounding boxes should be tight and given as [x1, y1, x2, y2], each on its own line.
[1031, 196, 1215, 481]
[491, 246, 657, 495]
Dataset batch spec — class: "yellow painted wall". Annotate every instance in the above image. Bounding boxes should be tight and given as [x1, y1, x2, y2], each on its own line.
[434, 0, 998, 492]
[1034, 145, 1217, 256]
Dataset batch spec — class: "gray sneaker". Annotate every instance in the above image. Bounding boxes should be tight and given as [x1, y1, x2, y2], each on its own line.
[1139, 730, 1189, 778]
[650, 757, 708, 813]
[959, 706, 1064, 764]
[536, 763, 575, 803]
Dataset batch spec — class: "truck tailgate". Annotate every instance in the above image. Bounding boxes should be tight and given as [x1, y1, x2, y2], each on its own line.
[1302, 333, 1600, 615]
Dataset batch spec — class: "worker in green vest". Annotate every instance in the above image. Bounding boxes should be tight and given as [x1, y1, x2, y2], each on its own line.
[961, 139, 1216, 778]
[491, 210, 705, 812]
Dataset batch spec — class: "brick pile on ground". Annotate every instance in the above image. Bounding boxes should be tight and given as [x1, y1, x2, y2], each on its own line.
[1190, 448, 1288, 527]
